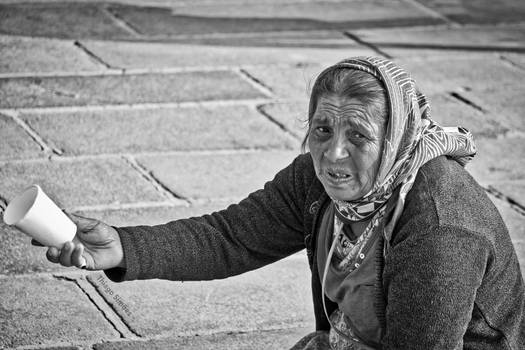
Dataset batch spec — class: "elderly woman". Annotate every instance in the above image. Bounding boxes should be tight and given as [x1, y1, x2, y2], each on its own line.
[39, 57, 524, 349]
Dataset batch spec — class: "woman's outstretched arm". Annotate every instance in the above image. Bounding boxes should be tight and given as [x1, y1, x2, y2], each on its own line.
[105, 154, 315, 282]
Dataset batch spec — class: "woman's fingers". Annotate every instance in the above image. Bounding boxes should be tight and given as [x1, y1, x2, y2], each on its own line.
[31, 239, 44, 247]
[58, 241, 74, 267]
[46, 247, 60, 263]
[44, 242, 87, 269]
[71, 243, 86, 268]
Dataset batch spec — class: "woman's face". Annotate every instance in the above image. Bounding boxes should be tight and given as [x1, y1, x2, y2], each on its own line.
[308, 94, 386, 201]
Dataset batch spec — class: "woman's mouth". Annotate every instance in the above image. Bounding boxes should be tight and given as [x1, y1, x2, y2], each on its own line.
[324, 169, 353, 185]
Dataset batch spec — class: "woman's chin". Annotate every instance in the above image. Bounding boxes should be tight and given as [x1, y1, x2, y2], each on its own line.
[324, 185, 361, 202]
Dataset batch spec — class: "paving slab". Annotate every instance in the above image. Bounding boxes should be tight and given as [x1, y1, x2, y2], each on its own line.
[86, 256, 314, 337]
[93, 327, 311, 350]
[414, 0, 525, 24]
[0, 35, 103, 74]
[80, 34, 363, 69]
[502, 53, 525, 70]
[0, 275, 119, 348]
[170, 30, 363, 49]
[78, 202, 232, 228]
[136, 151, 297, 201]
[467, 136, 525, 207]
[0, 3, 131, 40]
[427, 94, 509, 139]
[513, 241, 525, 274]
[457, 84, 525, 133]
[490, 196, 525, 245]
[0, 219, 72, 275]
[0, 112, 44, 160]
[258, 100, 309, 139]
[21, 105, 297, 156]
[0, 71, 266, 109]
[352, 23, 525, 51]
[243, 64, 323, 99]
[397, 55, 525, 95]
[0, 158, 164, 209]
[108, 1, 442, 36]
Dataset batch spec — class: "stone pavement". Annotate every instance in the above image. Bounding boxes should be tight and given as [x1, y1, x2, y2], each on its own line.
[0, 0, 524, 348]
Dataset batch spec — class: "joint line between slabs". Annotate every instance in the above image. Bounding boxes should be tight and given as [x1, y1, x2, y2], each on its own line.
[401, 0, 459, 26]
[74, 41, 116, 70]
[236, 68, 274, 98]
[485, 185, 525, 216]
[1, 110, 62, 155]
[0, 98, 274, 114]
[343, 31, 393, 59]
[56, 275, 141, 339]
[69, 200, 186, 213]
[448, 91, 486, 113]
[499, 55, 525, 71]
[102, 4, 143, 38]
[364, 43, 525, 54]
[122, 155, 189, 203]
[255, 104, 301, 141]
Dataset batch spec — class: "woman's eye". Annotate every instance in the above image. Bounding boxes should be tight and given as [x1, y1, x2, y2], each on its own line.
[315, 126, 330, 134]
[350, 131, 365, 139]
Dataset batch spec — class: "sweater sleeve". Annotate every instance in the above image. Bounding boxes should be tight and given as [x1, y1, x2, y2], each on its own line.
[382, 226, 492, 350]
[104, 155, 310, 282]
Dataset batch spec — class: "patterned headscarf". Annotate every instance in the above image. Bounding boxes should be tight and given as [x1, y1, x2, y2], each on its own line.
[324, 57, 476, 220]
[320, 57, 477, 270]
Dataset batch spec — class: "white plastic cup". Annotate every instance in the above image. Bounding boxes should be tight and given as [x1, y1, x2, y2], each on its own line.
[3, 185, 77, 248]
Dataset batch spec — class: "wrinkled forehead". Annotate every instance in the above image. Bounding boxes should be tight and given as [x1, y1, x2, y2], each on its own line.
[313, 96, 374, 123]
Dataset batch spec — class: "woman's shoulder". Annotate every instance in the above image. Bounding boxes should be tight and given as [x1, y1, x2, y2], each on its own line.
[399, 156, 507, 240]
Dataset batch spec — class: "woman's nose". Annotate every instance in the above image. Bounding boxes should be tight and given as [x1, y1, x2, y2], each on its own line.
[324, 136, 349, 162]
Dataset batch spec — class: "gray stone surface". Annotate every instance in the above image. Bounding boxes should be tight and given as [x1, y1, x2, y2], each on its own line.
[428, 94, 509, 139]
[0, 35, 103, 74]
[93, 327, 311, 350]
[243, 64, 322, 99]
[136, 151, 297, 201]
[0, 275, 119, 348]
[258, 101, 309, 139]
[0, 113, 43, 160]
[514, 241, 525, 273]
[86, 257, 314, 337]
[490, 195, 525, 243]
[0, 220, 72, 275]
[459, 84, 525, 133]
[81, 33, 364, 69]
[171, 30, 363, 49]
[467, 136, 525, 206]
[352, 23, 525, 50]
[398, 55, 525, 94]
[0, 3, 131, 39]
[414, 0, 525, 24]
[78, 202, 229, 227]
[0, 71, 266, 108]
[22, 105, 297, 156]
[0, 158, 164, 208]
[108, 1, 441, 36]
[503, 53, 525, 69]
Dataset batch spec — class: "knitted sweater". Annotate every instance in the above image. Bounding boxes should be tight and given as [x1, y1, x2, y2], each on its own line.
[106, 154, 525, 349]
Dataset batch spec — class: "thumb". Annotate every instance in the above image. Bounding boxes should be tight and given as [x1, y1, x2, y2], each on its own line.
[63, 211, 100, 230]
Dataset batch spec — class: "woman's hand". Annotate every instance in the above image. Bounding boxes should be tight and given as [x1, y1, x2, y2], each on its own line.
[32, 212, 125, 271]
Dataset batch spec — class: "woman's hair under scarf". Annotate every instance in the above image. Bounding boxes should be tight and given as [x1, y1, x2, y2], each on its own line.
[319, 57, 477, 241]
